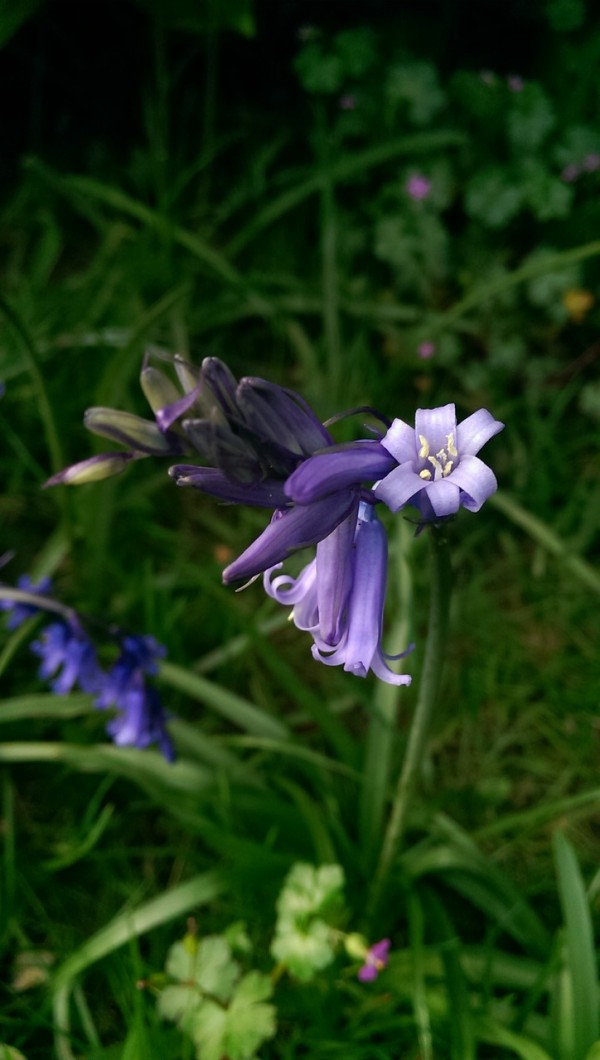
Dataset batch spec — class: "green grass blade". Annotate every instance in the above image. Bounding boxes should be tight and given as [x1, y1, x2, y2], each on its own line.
[227, 130, 466, 256]
[159, 660, 288, 740]
[475, 1015, 554, 1060]
[490, 492, 600, 596]
[52, 872, 222, 1058]
[0, 693, 94, 724]
[553, 831, 599, 1060]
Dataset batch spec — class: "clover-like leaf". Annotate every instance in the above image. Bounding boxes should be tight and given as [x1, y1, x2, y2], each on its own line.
[275, 863, 345, 925]
[223, 972, 276, 1059]
[271, 915, 336, 982]
[158, 935, 240, 1031]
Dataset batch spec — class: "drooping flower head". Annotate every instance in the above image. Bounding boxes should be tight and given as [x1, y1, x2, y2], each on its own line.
[374, 403, 504, 521]
[2, 574, 173, 760]
[264, 502, 412, 686]
[31, 620, 104, 695]
[96, 634, 173, 760]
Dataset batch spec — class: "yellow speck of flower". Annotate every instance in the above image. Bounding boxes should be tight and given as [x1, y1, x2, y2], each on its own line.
[563, 288, 595, 323]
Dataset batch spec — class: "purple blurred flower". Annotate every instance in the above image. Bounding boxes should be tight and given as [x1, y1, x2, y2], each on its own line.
[1, 575, 52, 630]
[96, 634, 172, 759]
[507, 74, 524, 92]
[358, 939, 391, 983]
[374, 403, 504, 520]
[31, 621, 104, 695]
[583, 152, 600, 173]
[561, 163, 580, 183]
[417, 341, 436, 360]
[406, 174, 432, 201]
[264, 503, 412, 685]
[339, 93, 357, 111]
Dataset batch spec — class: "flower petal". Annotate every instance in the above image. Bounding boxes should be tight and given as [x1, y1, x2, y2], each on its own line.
[379, 417, 417, 463]
[237, 377, 332, 456]
[169, 466, 287, 507]
[415, 403, 457, 455]
[373, 463, 427, 512]
[457, 409, 504, 456]
[285, 442, 395, 504]
[315, 501, 358, 644]
[223, 492, 356, 584]
[422, 477, 460, 517]
[450, 454, 498, 511]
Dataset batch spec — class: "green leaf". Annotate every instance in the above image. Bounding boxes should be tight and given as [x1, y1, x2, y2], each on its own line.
[190, 999, 227, 1060]
[464, 168, 525, 228]
[507, 85, 555, 152]
[294, 43, 344, 95]
[0, 0, 45, 48]
[165, 936, 239, 1004]
[271, 915, 336, 982]
[224, 972, 276, 1059]
[271, 863, 345, 981]
[275, 863, 345, 923]
[553, 832, 599, 1060]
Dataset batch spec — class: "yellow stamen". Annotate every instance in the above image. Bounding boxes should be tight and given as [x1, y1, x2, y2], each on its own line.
[419, 469, 432, 480]
[442, 461, 453, 477]
[427, 455, 443, 477]
[446, 433, 457, 457]
[418, 435, 430, 459]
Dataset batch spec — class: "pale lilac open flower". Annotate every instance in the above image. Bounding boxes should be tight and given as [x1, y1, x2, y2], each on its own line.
[358, 939, 391, 983]
[264, 503, 412, 686]
[374, 403, 504, 520]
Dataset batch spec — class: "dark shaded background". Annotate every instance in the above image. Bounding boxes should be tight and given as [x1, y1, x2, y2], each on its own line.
[0, 0, 555, 188]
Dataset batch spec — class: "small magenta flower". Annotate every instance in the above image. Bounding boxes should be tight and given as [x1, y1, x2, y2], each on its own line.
[406, 173, 432, 201]
[264, 503, 412, 686]
[561, 163, 580, 183]
[417, 341, 436, 360]
[507, 74, 524, 92]
[358, 939, 391, 982]
[374, 403, 504, 520]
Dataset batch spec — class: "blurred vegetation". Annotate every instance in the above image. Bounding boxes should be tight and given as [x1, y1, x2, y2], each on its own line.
[1, 1, 600, 1057]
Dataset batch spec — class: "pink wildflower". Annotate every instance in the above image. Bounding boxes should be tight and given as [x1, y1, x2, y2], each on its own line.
[358, 939, 391, 982]
[406, 174, 432, 201]
[418, 341, 436, 360]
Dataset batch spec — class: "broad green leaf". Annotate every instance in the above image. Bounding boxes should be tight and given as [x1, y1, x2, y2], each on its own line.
[275, 863, 345, 922]
[271, 916, 336, 982]
[223, 972, 276, 1059]
[553, 832, 599, 1060]
[165, 936, 239, 1004]
[190, 999, 227, 1060]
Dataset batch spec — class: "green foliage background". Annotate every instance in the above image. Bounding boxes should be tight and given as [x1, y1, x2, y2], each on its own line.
[1, 1, 600, 1057]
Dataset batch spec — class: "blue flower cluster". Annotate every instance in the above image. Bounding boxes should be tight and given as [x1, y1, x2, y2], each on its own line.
[50, 355, 504, 688]
[1, 577, 172, 760]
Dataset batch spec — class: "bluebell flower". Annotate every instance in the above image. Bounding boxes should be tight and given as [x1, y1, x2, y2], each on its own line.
[374, 404, 504, 520]
[96, 634, 173, 760]
[31, 620, 105, 695]
[105, 675, 173, 761]
[0, 575, 52, 630]
[264, 502, 412, 686]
